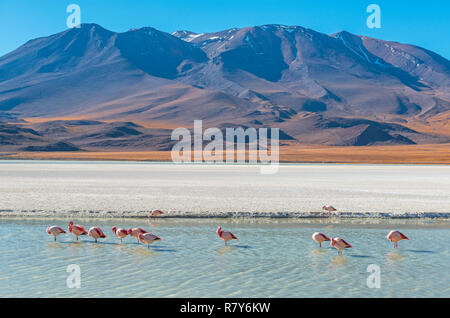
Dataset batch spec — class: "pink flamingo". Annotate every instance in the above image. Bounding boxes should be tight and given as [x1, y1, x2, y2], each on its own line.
[387, 230, 409, 248]
[68, 221, 88, 241]
[112, 226, 128, 243]
[128, 228, 148, 244]
[322, 205, 337, 212]
[330, 237, 352, 255]
[88, 226, 107, 243]
[216, 226, 238, 245]
[46, 226, 66, 241]
[312, 232, 330, 248]
[149, 210, 164, 218]
[138, 232, 162, 248]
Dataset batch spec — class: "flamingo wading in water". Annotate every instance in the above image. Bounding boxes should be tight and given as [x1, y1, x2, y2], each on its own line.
[68, 221, 88, 241]
[330, 237, 352, 255]
[387, 230, 409, 248]
[312, 232, 330, 248]
[88, 226, 107, 243]
[149, 210, 164, 218]
[138, 233, 162, 248]
[216, 226, 238, 245]
[128, 228, 148, 244]
[322, 205, 337, 212]
[46, 226, 66, 241]
[112, 226, 128, 243]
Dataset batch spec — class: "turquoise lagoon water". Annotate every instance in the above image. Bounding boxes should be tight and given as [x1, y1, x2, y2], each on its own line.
[1, 218, 449, 297]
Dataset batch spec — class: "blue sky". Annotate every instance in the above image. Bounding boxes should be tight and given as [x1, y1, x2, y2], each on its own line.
[0, 0, 449, 58]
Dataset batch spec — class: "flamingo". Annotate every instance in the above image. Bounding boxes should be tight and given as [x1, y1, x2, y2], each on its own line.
[128, 228, 148, 244]
[149, 209, 164, 218]
[112, 226, 128, 243]
[330, 237, 352, 255]
[138, 232, 162, 248]
[46, 226, 66, 241]
[322, 205, 337, 212]
[387, 230, 409, 248]
[216, 226, 238, 245]
[88, 226, 107, 243]
[68, 221, 88, 241]
[312, 232, 330, 248]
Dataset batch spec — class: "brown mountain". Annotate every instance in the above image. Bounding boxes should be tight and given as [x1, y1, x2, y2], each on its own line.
[0, 23, 449, 153]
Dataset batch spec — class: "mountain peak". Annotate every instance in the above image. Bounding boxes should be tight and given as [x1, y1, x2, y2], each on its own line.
[171, 30, 204, 42]
[330, 30, 358, 39]
[61, 22, 116, 40]
[78, 22, 103, 28]
[256, 24, 303, 31]
[125, 26, 159, 34]
[72, 23, 111, 32]
[172, 30, 197, 36]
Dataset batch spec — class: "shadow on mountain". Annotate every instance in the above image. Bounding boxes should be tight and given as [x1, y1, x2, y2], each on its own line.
[21, 141, 82, 152]
[116, 27, 207, 79]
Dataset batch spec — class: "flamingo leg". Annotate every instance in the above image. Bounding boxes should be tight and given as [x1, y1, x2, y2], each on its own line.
[319, 242, 322, 248]
[54, 236, 56, 242]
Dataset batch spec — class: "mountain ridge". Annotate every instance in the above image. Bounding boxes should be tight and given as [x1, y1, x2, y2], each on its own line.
[0, 23, 449, 152]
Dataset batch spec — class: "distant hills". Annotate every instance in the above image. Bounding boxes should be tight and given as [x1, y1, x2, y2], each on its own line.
[0, 23, 449, 152]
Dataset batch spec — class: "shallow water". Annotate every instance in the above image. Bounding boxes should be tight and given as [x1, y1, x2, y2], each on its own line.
[1, 161, 450, 216]
[1, 218, 449, 297]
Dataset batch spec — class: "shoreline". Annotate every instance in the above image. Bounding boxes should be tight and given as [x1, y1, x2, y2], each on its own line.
[1, 157, 450, 166]
[1, 210, 450, 219]
[3, 214, 450, 231]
